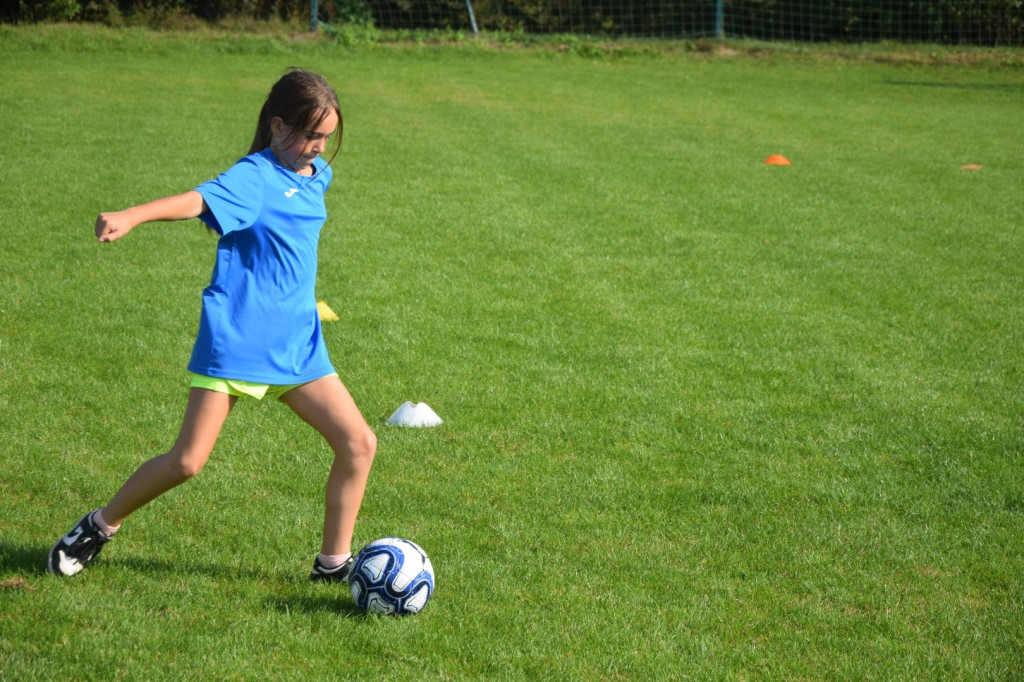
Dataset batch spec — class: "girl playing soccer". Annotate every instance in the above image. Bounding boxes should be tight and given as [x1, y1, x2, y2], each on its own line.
[48, 68, 376, 583]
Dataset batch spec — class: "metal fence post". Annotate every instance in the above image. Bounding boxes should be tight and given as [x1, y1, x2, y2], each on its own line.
[465, 0, 479, 34]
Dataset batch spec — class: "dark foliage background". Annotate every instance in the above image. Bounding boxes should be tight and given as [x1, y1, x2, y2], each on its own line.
[6, 0, 1023, 45]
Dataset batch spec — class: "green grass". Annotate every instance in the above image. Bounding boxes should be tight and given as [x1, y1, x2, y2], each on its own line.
[2, 24, 1023, 679]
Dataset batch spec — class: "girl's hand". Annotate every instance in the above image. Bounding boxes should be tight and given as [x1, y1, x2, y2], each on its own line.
[95, 211, 137, 243]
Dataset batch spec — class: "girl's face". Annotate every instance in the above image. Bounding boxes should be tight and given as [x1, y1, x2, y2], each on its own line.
[270, 109, 340, 175]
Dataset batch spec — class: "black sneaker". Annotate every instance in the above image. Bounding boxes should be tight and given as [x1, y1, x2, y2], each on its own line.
[47, 510, 111, 577]
[310, 555, 355, 583]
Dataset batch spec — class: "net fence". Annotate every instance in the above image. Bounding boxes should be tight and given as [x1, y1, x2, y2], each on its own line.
[318, 0, 1024, 46]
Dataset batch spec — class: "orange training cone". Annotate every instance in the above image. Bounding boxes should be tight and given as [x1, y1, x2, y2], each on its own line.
[764, 154, 791, 166]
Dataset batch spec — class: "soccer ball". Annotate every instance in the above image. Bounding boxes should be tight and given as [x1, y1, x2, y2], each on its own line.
[349, 537, 435, 615]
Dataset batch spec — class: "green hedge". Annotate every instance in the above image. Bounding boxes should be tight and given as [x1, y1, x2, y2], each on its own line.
[7, 0, 308, 23]
[6, 0, 1023, 46]
[358, 0, 1022, 45]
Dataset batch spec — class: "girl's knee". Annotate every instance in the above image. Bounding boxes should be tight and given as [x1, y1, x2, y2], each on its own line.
[353, 427, 377, 462]
[162, 450, 209, 481]
[339, 426, 376, 467]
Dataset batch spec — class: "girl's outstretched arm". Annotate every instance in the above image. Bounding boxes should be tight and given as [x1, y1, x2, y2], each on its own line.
[95, 190, 208, 243]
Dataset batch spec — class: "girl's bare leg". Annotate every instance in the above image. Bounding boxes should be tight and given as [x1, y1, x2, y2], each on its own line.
[101, 388, 237, 526]
[280, 375, 377, 556]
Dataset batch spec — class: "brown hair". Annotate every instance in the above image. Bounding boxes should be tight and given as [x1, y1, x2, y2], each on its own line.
[249, 68, 342, 166]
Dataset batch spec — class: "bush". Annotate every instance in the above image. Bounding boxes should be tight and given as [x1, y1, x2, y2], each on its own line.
[4, 0, 311, 25]
[4, 0, 1022, 46]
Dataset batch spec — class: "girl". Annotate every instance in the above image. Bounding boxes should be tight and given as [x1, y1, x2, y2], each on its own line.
[48, 68, 376, 583]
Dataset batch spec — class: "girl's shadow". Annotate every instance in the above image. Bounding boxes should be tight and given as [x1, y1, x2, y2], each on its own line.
[0, 540, 363, 617]
[266, 593, 365, 617]
[0, 540, 49, 577]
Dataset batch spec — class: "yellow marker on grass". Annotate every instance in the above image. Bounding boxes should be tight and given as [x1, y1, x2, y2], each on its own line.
[317, 301, 339, 322]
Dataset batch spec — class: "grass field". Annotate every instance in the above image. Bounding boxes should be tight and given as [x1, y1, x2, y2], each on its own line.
[1, 24, 1022, 679]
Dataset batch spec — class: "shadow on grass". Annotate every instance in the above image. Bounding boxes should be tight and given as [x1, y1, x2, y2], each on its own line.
[0, 540, 49, 577]
[266, 593, 365, 618]
[884, 80, 1022, 92]
[0, 540, 294, 582]
[0, 540, 365, 617]
[106, 554, 288, 582]
[110, 555, 365, 616]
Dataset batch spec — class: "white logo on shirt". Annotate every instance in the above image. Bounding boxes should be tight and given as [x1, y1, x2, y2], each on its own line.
[284, 188, 299, 198]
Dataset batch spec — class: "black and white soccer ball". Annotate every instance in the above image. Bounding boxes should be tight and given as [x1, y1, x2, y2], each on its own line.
[349, 537, 435, 615]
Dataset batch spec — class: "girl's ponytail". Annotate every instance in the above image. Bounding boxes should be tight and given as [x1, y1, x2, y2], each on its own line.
[248, 101, 273, 155]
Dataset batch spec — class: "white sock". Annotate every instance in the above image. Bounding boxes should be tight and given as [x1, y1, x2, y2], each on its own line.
[318, 552, 352, 568]
[92, 509, 120, 537]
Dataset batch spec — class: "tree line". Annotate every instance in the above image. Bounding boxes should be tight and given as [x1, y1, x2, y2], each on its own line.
[7, 1, 1022, 46]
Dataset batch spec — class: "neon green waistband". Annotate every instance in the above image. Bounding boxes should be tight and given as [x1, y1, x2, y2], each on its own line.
[189, 373, 335, 401]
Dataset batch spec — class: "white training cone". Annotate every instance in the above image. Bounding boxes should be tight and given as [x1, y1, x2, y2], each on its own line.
[387, 402, 443, 427]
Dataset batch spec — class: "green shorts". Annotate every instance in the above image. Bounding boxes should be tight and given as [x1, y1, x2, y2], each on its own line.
[189, 373, 338, 401]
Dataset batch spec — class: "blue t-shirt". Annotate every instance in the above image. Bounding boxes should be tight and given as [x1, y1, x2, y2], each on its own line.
[189, 148, 335, 384]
